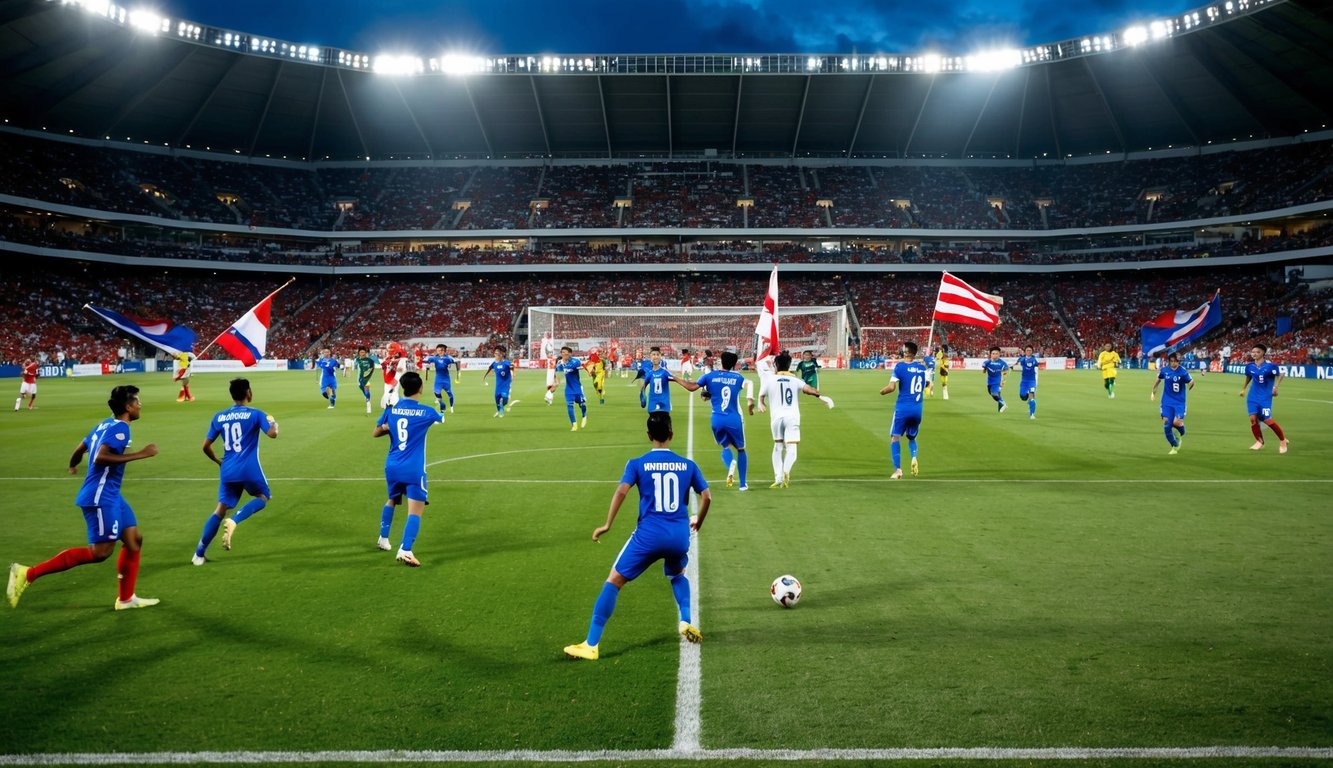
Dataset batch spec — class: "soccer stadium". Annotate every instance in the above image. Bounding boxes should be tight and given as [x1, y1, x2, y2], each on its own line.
[1, 0, 1331, 764]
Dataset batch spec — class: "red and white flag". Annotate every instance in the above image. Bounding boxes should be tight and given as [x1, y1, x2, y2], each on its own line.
[754, 265, 780, 360]
[933, 272, 1003, 331]
[213, 281, 292, 366]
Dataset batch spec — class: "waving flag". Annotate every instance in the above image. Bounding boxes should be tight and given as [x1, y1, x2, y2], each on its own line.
[933, 272, 1003, 331]
[212, 281, 293, 366]
[84, 305, 196, 356]
[754, 265, 780, 360]
[1140, 291, 1222, 356]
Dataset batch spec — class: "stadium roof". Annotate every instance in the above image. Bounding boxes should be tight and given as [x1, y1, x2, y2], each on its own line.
[2, 0, 1332, 161]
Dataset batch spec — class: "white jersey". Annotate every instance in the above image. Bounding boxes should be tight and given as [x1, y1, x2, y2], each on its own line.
[762, 373, 805, 422]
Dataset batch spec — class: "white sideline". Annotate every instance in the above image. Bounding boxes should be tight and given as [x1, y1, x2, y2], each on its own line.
[672, 391, 702, 752]
[2, 746, 1330, 764]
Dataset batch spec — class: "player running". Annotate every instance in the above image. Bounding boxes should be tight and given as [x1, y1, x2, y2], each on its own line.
[758, 352, 834, 488]
[982, 346, 1009, 413]
[315, 348, 341, 408]
[14, 359, 38, 411]
[1238, 343, 1289, 453]
[7, 385, 159, 610]
[193, 378, 279, 564]
[1097, 343, 1121, 399]
[796, 350, 821, 389]
[482, 345, 517, 417]
[936, 347, 950, 400]
[640, 346, 700, 413]
[563, 412, 710, 661]
[174, 351, 195, 402]
[586, 350, 607, 405]
[354, 346, 376, 414]
[1151, 351, 1193, 455]
[373, 372, 443, 566]
[880, 341, 927, 479]
[555, 346, 591, 431]
[426, 344, 461, 415]
[1016, 345, 1040, 419]
[697, 351, 752, 491]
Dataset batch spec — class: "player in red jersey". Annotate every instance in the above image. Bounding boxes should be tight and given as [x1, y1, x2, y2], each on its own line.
[414, 345, 428, 382]
[380, 347, 401, 410]
[15, 360, 39, 411]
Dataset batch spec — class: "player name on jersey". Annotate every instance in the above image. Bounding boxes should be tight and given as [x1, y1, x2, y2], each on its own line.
[642, 461, 690, 472]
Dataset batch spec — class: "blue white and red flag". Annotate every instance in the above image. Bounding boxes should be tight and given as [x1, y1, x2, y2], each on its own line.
[1140, 291, 1222, 356]
[84, 304, 196, 356]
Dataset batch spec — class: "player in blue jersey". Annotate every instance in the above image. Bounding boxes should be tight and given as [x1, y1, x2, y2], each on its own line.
[373, 372, 444, 566]
[481, 345, 518, 417]
[1016, 345, 1040, 419]
[1150, 352, 1193, 455]
[426, 343, 461, 415]
[880, 341, 928, 479]
[1237, 343, 1288, 453]
[982, 346, 1010, 413]
[564, 412, 711, 661]
[696, 351, 753, 491]
[639, 346, 700, 413]
[192, 378, 279, 564]
[920, 348, 936, 398]
[554, 346, 592, 431]
[7, 385, 160, 610]
[315, 348, 342, 408]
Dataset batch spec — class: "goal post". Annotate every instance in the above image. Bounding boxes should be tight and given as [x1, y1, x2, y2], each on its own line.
[526, 306, 849, 365]
[858, 325, 935, 359]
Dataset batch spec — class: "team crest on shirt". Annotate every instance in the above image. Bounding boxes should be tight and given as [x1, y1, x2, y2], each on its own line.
[115, 433, 126, 440]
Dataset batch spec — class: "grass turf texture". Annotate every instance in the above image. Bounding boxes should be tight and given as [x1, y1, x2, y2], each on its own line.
[0, 368, 1329, 761]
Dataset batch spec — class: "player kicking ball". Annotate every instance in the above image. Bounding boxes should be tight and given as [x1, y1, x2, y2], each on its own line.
[564, 413, 710, 661]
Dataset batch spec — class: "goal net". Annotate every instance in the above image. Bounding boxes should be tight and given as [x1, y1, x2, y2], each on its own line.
[527, 306, 849, 364]
[858, 326, 934, 360]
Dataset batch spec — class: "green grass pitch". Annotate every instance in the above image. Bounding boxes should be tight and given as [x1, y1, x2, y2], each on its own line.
[0, 367, 1329, 765]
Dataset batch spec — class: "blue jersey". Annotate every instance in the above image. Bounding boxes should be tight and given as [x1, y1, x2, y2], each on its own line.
[426, 355, 457, 381]
[75, 417, 132, 508]
[556, 357, 585, 394]
[982, 359, 1009, 389]
[488, 359, 513, 393]
[892, 361, 927, 409]
[621, 448, 708, 529]
[698, 370, 745, 419]
[377, 401, 443, 475]
[1157, 366, 1193, 404]
[1017, 355, 1040, 386]
[206, 405, 270, 483]
[316, 357, 340, 381]
[1245, 361, 1280, 406]
[921, 354, 936, 373]
[643, 367, 676, 412]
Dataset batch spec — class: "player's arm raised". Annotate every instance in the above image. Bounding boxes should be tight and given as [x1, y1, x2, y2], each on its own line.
[593, 482, 632, 542]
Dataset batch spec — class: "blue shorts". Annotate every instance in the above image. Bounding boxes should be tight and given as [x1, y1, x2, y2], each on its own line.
[81, 499, 136, 544]
[218, 473, 272, 508]
[1160, 403, 1186, 423]
[647, 399, 671, 413]
[988, 385, 1003, 398]
[1247, 401, 1273, 420]
[434, 379, 453, 397]
[495, 388, 512, 400]
[1020, 383, 1036, 399]
[611, 525, 690, 581]
[565, 389, 586, 404]
[710, 415, 745, 450]
[321, 377, 338, 391]
[386, 470, 429, 503]
[891, 409, 922, 439]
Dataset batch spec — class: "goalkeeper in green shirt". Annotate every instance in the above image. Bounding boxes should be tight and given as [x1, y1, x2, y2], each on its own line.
[796, 351, 821, 388]
[354, 346, 377, 415]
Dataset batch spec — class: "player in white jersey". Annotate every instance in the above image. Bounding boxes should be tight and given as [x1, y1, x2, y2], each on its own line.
[758, 352, 833, 488]
[541, 332, 557, 404]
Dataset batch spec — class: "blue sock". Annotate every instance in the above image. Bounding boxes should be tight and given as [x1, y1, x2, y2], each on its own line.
[380, 504, 395, 537]
[232, 497, 267, 525]
[891, 441, 901, 469]
[401, 514, 421, 551]
[737, 450, 748, 486]
[448, 392, 454, 406]
[586, 581, 620, 646]
[195, 514, 222, 557]
[998, 398, 1006, 410]
[1176, 424, 1186, 436]
[566, 402, 575, 423]
[330, 394, 336, 406]
[579, 402, 587, 417]
[496, 396, 504, 412]
[322, 391, 329, 400]
[908, 439, 918, 459]
[1164, 424, 1178, 446]
[670, 573, 692, 623]
[361, 386, 371, 400]
[721, 447, 733, 474]
[436, 394, 445, 410]
[1029, 398, 1036, 416]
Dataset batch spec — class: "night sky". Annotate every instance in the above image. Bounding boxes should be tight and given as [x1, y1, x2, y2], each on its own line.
[164, 0, 1203, 56]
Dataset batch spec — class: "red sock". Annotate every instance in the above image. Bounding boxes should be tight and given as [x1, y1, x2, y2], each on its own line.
[28, 547, 97, 582]
[1267, 421, 1286, 441]
[1250, 423, 1264, 442]
[116, 547, 140, 602]
[183, 384, 191, 397]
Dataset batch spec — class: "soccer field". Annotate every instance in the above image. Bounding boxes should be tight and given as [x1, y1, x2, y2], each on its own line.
[1, 368, 1330, 767]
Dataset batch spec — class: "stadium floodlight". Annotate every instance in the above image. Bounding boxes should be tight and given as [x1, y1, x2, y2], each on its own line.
[373, 54, 423, 75]
[438, 54, 486, 75]
[127, 8, 166, 34]
[920, 53, 942, 73]
[1123, 25, 1149, 46]
[964, 48, 1021, 72]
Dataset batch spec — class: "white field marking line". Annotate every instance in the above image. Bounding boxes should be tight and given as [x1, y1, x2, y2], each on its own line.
[673, 390, 702, 753]
[1294, 398, 1333, 405]
[426, 443, 638, 468]
[2, 746, 1331, 764]
[4, 477, 1332, 485]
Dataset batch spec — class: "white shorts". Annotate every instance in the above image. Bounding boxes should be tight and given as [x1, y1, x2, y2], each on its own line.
[545, 365, 556, 387]
[381, 384, 400, 408]
[682, 363, 695, 374]
[770, 415, 801, 443]
[19, 382, 36, 395]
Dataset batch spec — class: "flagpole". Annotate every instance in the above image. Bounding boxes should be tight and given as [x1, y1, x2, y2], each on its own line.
[197, 276, 297, 360]
[927, 272, 946, 353]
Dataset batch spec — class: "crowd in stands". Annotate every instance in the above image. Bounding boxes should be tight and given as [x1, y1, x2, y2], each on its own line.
[5, 131, 1330, 233]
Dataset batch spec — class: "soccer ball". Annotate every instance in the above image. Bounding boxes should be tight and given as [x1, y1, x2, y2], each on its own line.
[770, 575, 802, 608]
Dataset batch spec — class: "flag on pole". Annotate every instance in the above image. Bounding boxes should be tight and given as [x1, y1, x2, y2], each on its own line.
[932, 272, 1003, 331]
[1140, 291, 1222, 356]
[84, 305, 196, 356]
[754, 265, 780, 360]
[212, 284, 289, 366]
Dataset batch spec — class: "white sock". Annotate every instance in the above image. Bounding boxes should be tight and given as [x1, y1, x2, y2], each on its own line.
[782, 444, 798, 475]
[772, 444, 784, 480]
